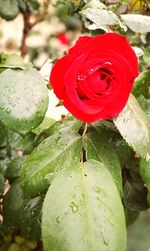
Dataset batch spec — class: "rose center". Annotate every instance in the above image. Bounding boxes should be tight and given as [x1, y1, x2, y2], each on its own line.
[76, 66, 113, 99]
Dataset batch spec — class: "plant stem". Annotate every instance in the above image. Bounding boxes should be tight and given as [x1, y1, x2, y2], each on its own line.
[82, 123, 88, 137]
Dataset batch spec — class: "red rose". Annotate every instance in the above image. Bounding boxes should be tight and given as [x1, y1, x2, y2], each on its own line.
[50, 33, 139, 123]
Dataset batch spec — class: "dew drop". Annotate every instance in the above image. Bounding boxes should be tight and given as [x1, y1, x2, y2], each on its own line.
[56, 214, 62, 223]
[70, 201, 78, 213]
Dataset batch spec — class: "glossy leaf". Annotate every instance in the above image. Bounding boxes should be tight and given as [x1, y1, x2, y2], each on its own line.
[32, 117, 56, 135]
[20, 131, 82, 197]
[83, 127, 122, 196]
[0, 68, 48, 135]
[42, 160, 126, 251]
[35, 117, 83, 146]
[114, 94, 150, 160]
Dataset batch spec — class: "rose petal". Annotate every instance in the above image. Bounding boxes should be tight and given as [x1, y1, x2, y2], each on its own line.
[50, 55, 72, 99]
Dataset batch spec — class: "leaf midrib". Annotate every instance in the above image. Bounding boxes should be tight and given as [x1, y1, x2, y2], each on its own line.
[84, 134, 102, 162]
[81, 163, 96, 251]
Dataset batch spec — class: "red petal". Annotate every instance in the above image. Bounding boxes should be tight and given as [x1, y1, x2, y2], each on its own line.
[76, 33, 139, 77]
[69, 36, 94, 57]
[63, 95, 105, 123]
[50, 55, 72, 99]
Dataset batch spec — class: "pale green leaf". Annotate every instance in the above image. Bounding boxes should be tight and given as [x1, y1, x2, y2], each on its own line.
[0, 68, 48, 135]
[42, 160, 126, 251]
[114, 94, 150, 160]
[81, 8, 119, 30]
[0, 54, 32, 71]
[121, 14, 150, 33]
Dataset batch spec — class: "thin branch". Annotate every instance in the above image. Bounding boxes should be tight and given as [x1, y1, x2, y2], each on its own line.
[20, 12, 31, 58]
[82, 123, 88, 137]
[20, 0, 51, 57]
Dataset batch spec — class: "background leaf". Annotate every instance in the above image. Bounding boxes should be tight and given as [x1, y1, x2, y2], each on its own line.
[0, 173, 4, 198]
[0, 0, 19, 21]
[143, 46, 150, 67]
[42, 160, 126, 251]
[140, 158, 150, 205]
[3, 179, 42, 240]
[81, 8, 119, 30]
[121, 14, 150, 33]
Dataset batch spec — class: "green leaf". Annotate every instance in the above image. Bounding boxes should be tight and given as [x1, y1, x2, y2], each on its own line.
[136, 95, 150, 121]
[133, 71, 150, 121]
[3, 179, 42, 240]
[7, 130, 35, 155]
[3, 180, 24, 230]
[32, 117, 56, 135]
[121, 14, 150, 33]
[140, 158, 150, 205]
[83, 127, 123, 196]
[0, 0, 19, 21]
[50, 117, 83, 134]
[0, 68, 48, 135]
[20, 131, 82, 197]
[114, 94, 150, 160]
[0, 121, 7, 148]
[0, 54, 33, 71]
[133, 71, 150, 99]
[0, 173, 4, 198]
[0, 159, 10, 176]
[5, 156, 27, 181]
[21, 196, 43, 240]
[123, 178, 148, 225]
[28, 0, 40, 10]
[143, 46, 150, 67]
[42, 160, 126, 251]
[35, 117, 83, 145]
